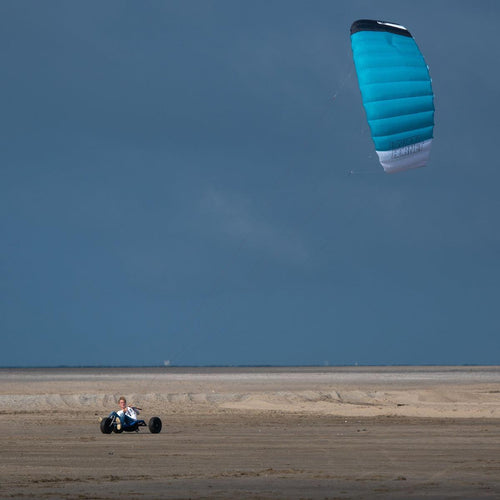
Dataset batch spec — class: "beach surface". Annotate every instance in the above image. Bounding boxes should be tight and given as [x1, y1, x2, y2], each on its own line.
[1, 366, 500, 498]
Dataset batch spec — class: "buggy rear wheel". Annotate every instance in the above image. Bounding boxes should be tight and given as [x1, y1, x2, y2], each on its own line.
[148, 417, 162, 434]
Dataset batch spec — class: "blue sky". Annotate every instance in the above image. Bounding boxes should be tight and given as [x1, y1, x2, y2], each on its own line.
[2, 1, 499, 366]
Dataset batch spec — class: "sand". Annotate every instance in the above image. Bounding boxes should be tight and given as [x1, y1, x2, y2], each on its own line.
[1, 366, 500, 499]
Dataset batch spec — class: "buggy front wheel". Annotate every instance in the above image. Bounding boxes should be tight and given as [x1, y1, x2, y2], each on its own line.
[100, 417, 113, 434]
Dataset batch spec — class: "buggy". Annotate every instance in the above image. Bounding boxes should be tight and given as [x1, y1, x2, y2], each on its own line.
[100, 414, 162, 434]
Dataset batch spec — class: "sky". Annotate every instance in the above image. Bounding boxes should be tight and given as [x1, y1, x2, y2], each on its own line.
[2, 1, 499, 367]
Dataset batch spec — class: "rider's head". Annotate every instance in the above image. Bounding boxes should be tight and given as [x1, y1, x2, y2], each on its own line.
[118, 396, 127, 409]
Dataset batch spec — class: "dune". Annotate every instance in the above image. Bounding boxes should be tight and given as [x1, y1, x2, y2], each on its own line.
[1, 366, 499, 418]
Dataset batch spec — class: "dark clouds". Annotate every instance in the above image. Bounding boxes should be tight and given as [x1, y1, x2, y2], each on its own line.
[1, 1, 499, 366]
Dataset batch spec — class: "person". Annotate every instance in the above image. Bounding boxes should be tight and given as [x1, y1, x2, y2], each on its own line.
[107, 396, 142, 430]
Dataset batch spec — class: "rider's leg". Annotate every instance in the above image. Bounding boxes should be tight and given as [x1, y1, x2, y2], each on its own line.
[108, 411, 124, 427]
[123, 414, 139, 427]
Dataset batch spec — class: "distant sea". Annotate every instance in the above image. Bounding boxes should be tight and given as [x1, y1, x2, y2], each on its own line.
[1, 365, 500, 386]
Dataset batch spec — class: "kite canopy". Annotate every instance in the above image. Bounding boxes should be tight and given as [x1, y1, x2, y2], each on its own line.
[350, 20, 434, 173]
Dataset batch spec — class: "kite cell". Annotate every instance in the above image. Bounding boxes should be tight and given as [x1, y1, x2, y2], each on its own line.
[350, 20, 435, 173]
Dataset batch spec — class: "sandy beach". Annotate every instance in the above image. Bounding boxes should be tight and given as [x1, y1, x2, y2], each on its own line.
[1, 366, 500, 499]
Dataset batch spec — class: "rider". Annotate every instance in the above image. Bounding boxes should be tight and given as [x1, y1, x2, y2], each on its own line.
[108, 396, 142, 430]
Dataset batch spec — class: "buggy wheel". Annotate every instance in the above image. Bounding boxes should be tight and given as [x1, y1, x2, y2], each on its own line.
[148, 417, 162, 434]
[100, 417, 113, 434]
[113, 424, 124, 433]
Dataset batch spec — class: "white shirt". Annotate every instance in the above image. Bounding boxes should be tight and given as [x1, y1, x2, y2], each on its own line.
[117, 406, 140, 420]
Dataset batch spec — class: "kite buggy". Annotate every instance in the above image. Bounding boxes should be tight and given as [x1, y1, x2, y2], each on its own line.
[99, 414, 162, 434]
[99, 396, 162, 434]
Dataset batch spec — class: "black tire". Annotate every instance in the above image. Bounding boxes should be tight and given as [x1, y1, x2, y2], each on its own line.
[113, 425, 124, 433]
[100, 417, 113, 434]
[148, 416, 162, 434]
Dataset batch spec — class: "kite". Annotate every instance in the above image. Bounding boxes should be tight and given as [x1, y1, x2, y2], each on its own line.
[350, 20, 435, 173]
